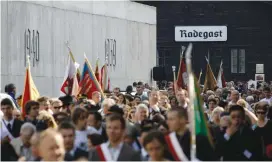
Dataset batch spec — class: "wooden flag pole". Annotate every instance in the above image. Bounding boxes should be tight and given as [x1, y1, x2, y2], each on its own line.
[184, 43, 197, 161]
[198, 69, 202, 84]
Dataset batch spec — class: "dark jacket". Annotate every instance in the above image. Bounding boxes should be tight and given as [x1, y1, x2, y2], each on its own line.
[1, 141, 18, 161]
[3, 119, 24, 138]
[172, 130, 217, 161]
[64, 148, 88, 161]
[215, 125, 263, 161]
[89, 143, 141, 161]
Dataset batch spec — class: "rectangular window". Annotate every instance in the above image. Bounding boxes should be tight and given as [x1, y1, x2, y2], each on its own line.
[231, 48, 245, 73]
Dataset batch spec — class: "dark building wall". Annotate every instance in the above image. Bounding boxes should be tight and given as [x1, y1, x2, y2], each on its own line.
[139, 1, 272, 82]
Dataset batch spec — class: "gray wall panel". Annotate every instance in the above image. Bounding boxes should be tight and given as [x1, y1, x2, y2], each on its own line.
[1, 1, 156, 97]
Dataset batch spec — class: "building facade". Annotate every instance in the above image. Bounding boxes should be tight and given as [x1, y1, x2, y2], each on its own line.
[1, 1, 157, 96]
[140, 1, 272, 83]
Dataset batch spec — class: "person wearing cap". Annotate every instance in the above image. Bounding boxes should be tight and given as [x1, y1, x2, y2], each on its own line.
[59, 95, 75, 115]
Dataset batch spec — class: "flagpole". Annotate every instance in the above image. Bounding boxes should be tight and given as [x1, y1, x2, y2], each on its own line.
[198, 69, 202, 84]
[65, 41, 81, 77]
[84, 53, 105, 98]
[184, 43, 196, 161]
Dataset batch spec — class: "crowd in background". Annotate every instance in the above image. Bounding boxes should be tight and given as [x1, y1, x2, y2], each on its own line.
[1, 80, 272, 161]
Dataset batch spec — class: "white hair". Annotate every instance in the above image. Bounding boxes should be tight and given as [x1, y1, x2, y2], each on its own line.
[246, 96, 254, 102]
[211, 107, 225, 119]
[136, 104, 148, 113]
[101, 98, 116, 110]
[20, 122, 36, 136]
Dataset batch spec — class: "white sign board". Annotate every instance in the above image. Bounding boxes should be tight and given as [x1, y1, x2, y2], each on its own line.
[175, 26, 227, 42]
[256, 64, 264, 73]
[247, 80, 257, 89]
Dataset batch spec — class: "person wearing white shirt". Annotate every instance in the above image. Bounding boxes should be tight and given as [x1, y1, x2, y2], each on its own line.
[176, 89, 188, 109]
[148, 89, 161, 119]
[58, 121, 88, 161]
[89, 114, 141, 161]
[72, 107, 99, 151]
[260, 87, 272, 105]
[1, 98, 23, 139]
[228, 90, 240, 106]
[87, 111, 107, 141]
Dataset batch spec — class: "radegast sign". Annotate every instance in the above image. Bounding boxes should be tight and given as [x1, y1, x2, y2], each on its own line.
[175, 26, 227, 42]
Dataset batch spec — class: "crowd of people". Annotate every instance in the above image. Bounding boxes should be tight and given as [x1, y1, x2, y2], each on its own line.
[1, 81, 272, 161]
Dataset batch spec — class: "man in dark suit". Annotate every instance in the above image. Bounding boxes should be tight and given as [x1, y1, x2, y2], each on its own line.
[1, 98, 23, 139]
[166, 108, 217, 161]
[89, 113, 141, 161]
[58, 121, 88, 161]
[215, 105, 263, 161]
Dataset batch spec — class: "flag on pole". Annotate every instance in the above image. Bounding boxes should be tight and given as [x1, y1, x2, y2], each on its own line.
[101, 64, 110, 91]
[78, 54, 105, 99]
[217, 60, 226, 88]
[67, 46, 81, 82]
[177, 56, 188, 89]
[185, 44, 214, 160]
[71, 62, 80, 96]
[21, 56, 40, 118]
[95, 58, 100, 84]
[198, 69, 202, 84]
[203, 57, 217, 92]
[60, 53, 80, 96]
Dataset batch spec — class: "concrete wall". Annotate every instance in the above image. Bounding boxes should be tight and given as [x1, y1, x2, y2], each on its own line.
[1, 1, 156, 97]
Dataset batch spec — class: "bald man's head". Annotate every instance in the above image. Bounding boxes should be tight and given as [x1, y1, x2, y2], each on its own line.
[39, 129, 65, 161]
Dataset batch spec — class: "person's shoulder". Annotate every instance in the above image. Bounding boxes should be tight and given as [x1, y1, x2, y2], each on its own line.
[14, 118, 24, 125]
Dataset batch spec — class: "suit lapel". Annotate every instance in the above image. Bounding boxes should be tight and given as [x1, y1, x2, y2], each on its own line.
[117, 144, 126, 161]
[11, 119, 18, 137]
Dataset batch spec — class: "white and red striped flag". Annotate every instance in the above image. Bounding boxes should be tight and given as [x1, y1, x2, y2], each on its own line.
[60, 51, 80, 96]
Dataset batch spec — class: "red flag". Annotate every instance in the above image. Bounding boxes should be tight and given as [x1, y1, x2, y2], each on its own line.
[177, 57, 188, 89]
[78, 57, 105, 99]
[21, 57, 40, 118]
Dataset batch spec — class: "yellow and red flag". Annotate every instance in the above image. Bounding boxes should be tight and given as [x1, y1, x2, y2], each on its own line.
[21, 56, 40, 118]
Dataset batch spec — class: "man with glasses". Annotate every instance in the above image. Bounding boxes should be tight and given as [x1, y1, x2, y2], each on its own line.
[216, 105, 263, 161]
[51, 99, 63, 114]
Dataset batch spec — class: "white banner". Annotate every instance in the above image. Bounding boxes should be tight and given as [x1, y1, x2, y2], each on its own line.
[175, 26, 227, 42]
